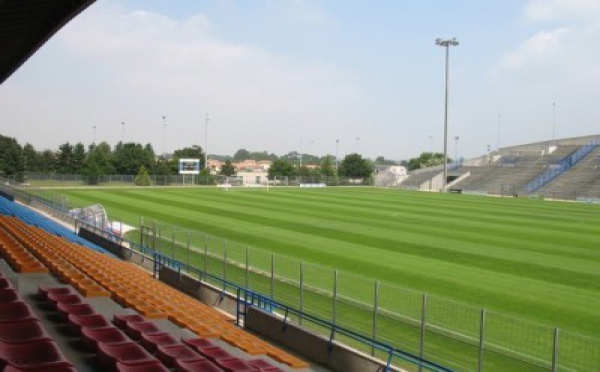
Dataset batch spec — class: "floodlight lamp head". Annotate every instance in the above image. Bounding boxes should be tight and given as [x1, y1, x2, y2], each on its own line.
[435, 37, 459, 47]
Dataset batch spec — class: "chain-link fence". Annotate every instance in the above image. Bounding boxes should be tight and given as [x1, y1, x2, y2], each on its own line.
[133, 218, 599, 372]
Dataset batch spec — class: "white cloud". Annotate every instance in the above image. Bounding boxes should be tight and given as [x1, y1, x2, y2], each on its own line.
[8, 3, 364, 156]
[526, 0, 600, 23]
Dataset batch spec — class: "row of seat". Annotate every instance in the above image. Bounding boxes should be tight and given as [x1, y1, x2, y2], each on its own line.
[0, 215, 309, 369]
[0, 272, 75, 371]
[0, 224, 48, 273]
[0, 197, 113, 255]
[40, 284, 284, 371]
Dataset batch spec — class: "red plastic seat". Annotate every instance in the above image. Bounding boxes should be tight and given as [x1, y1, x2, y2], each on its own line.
[67, 313, 112, 336]
[0, 320, 50, 344]
[123, 321, 162, 341]
[175, 358, 224, 372]
[248, 358, 285, 372]
[140, 332, 180, 354]
[216, 358, 256, 372]
[97, 341, 159, 371]
[0, 277, 13, 289]
[37, 285, 72, 301]
[0, 288, 18, 303]
[56, 302, 95, 322]
[0, 301, 37, 323]
[4, 364, 77, 372]
[115, 360, 170, 372]
[182, 337, 217, 351]
[156, 344, 204, 368]
[113, 313, 146, 329]
[81, 326, 130, 351]
[0, 339, 74, 370]
[197, 346, 235, 363]
[46, 293, 82, 310]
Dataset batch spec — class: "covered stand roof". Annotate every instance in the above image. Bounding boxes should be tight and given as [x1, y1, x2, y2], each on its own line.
[0, 0, 95, 84]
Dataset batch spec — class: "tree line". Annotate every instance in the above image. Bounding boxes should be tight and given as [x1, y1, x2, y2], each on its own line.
[0, 133, 449, 184]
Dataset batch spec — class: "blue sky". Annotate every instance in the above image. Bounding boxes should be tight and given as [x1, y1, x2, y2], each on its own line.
[1, 0, 599, 161]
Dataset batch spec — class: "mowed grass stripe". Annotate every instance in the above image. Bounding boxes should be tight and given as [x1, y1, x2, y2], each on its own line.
[178, 190, 600, 270]
[57, 187, 600, 337]
[115, 189, 600, 292]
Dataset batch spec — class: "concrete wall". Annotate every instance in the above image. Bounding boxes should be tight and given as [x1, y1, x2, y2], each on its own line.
[245, 307, 394, 372]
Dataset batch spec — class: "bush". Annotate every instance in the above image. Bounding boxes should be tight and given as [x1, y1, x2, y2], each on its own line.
[134, 166, 151, 186]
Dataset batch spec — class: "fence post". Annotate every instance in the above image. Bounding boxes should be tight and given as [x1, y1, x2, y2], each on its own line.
[203, 235, 208, 281]
[152, 220, 157, 251]
[419, 294, 427, 372]
[270, 254, 275, 300]
[552, 327, 560, 372]
[223, 241, 228, 289]
[372, 280, 379, 357]
[245, 246, 249, 289]
[478, 309, 486, 372]
[333, 270, 338, 328]
[140, 216, 144, 246]
[187, 231, 191, 268]
[170, 228, 175, 256]
[299, 261, 304, 326]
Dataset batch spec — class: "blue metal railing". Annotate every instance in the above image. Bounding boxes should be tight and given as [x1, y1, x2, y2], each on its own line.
[527, 142, 598, 193]
[236, 287, 454, 372]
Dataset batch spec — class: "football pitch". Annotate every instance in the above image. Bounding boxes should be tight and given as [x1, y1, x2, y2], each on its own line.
[54, 186, 600, 368]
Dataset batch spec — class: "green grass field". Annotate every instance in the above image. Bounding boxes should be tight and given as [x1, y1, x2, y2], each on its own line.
[53, 186, 600, 370]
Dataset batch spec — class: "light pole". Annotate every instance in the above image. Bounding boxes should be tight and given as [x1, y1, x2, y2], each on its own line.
[205, 113, 209, 172]
[299, 139, 303, 167]
[435, 37, 459, 192]
[162, 115, 167, 159]
[335, 139, 340, 174]
[429, 135, 433, 153]
[92, 126, 96, 147]
[121, 122, 125, 143]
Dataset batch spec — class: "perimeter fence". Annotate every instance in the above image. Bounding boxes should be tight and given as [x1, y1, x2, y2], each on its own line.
[134, 218, 600, 372]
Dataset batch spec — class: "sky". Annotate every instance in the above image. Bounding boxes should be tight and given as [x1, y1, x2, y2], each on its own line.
[1, 0, 600, 161]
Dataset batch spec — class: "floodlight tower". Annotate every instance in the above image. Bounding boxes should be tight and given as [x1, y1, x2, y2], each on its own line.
[335, 139, 340, 173]
[435, 37, 459, 192]
[162, 115, 167, 159]
[205, 113, 209, 172]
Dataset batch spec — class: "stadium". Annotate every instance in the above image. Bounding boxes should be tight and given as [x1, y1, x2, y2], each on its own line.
[0, 2, 599, 372]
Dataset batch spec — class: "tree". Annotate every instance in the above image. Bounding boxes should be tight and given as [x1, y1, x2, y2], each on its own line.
[112, 143, 155, 175]
[339, 153, 374, 179]
[73, 142, 87, 174]
[407, 152, 448, 171]
[268, 159, 296, 179]
[319, 155, 336, 178]
[220, 160, 236, 176]
[22, 143, 37, 172]
[375, 156, 398, 166]
[233, 149, 251, 162]
[39, 150, 56, 173]
[55, 142, 74, 173]
[82, 142, 114, 184]
[134, 165, 151, 186]
[0, 135, 24, 181]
